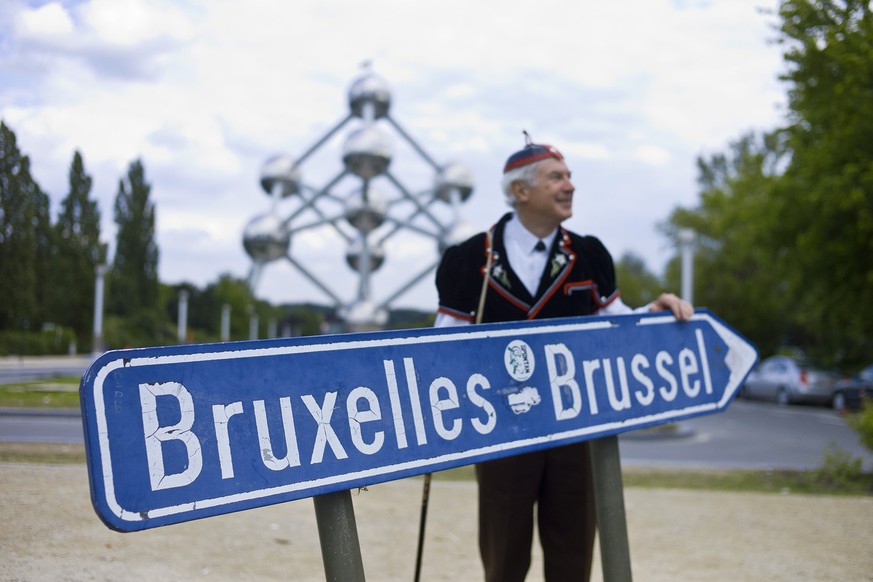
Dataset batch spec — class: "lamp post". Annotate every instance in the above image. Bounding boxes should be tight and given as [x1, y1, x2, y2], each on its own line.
[679, 228, 696, 304]
[92, 264, 106, 357]
[220, 304, 231, 342]
[177, 289, 189, 344]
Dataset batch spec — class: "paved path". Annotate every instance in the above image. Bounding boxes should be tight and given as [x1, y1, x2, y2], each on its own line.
[2, 462, 872, 582]
[0, 354, 94, 383]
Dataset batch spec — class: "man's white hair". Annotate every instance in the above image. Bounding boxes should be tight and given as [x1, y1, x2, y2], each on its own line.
[500, 159, 546, 207]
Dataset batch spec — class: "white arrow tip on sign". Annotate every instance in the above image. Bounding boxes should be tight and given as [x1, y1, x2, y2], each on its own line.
[696, 314, 759, 407]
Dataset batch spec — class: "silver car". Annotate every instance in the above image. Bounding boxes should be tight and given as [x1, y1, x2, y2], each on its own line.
[741, 355, 839, 406]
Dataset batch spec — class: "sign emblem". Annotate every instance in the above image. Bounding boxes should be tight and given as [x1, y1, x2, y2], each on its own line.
[505, 339, 535, 381]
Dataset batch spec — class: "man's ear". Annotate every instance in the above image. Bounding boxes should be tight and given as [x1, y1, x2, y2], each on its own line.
[510, 180, 528, 204]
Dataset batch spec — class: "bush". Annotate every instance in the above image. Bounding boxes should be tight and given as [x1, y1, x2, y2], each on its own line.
[815, 442, 866, 490]
[810, 406, 873, 495]
[0, 327, 77, 356]
[102, 311, 176, 349]
[848, 402, 873, 453]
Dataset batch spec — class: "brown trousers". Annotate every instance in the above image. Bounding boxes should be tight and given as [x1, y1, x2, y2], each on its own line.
[475, 441, 596, 582]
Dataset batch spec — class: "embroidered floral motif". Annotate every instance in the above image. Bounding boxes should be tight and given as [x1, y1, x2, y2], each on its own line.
[491, 263, 511, 288]
[549, 254, 567, 277]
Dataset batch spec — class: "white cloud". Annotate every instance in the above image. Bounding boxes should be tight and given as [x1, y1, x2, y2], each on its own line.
[15, 2, 74, 38]
[563, 142, 611, 161]
[634, 145, 671, 167]
[79, 0, 193, 47]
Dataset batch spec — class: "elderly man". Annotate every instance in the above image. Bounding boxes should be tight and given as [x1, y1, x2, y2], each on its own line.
[434, 134, 691, 582]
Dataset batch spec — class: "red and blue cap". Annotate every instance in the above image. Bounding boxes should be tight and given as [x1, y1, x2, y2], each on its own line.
[503, 131, 564, 174]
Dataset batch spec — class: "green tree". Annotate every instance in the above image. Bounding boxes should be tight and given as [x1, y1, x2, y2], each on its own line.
[105, 159, 161, 347]
[108, 159, 159, 318]
[0, 121, 53, 331]
[51, 150, 106, 350]
[200, 274, 262, 341]
[615, 252, 662, 308]
[663, 132, 791, 357]
[773, 0, 873, 365]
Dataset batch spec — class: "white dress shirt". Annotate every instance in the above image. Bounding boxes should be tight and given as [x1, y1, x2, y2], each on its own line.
[503, 214, 556, 296]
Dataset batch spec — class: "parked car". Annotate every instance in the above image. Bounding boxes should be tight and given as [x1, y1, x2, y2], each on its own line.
[740, 355, 839, 406]
[832, 364, 873, 412]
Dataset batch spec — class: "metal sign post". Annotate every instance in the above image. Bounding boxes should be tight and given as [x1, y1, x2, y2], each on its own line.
[313, 490, 366, 581]
[591, 435, 633, 582]
[80, 310, 756, 578]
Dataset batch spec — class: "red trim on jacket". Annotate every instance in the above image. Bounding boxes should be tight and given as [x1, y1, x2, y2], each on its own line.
[563, 280, 621, 308]
[437, 306, 475, 322]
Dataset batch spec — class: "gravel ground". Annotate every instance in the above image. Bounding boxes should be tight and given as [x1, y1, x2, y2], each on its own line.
[2, 461, 872, 582]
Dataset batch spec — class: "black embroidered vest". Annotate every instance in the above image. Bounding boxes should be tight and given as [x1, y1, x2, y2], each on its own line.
[436, 213, 620, 324]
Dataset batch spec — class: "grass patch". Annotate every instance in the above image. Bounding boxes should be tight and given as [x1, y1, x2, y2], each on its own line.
[432, 465, 476, 481]
[623, 466, 873, 496]
[0, 441, 86, 464]
[0, 377, 81, 409]
[429, 463, 873, 496]
[2, 442, 872, 496]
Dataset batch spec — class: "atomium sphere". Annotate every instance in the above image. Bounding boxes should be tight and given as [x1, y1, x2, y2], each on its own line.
[345, 237, 386, 272]
[348, 72, 391, 119]
[434, 162, 474, 203]
[345, 186, 388, 232]
[342, 125, 393, 179]
[341, 298, 389, 330]
[438, 220, 480, 255]
[259, 154, 301, 197]
[243, 212, 290, 263]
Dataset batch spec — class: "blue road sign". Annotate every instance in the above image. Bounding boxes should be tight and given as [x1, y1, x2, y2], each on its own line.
[80, 309, 756, 532]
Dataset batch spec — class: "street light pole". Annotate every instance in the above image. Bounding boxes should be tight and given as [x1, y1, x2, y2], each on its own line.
[92, 264, 106, 357]
[221, 304, 231, 342]
[679, 228, 696, 304]
[177, 289, 189, 344]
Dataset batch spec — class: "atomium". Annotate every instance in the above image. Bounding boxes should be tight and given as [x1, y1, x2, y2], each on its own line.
[344, 186, 388, 233]
[243, 212, 290, 263]
[435, 162, 474, 203]
[260, 155, 301, 198]
[342, 125, 393, 179]
[345, 236, 386, 273]
[348, 70, 391, 120]
[244, 64, 475, 332]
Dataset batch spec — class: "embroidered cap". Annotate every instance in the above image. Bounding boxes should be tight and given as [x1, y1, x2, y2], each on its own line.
[503, 130, 564, 174]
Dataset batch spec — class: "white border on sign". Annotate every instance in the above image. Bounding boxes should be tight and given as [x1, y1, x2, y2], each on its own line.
[91, 312, 749, 524]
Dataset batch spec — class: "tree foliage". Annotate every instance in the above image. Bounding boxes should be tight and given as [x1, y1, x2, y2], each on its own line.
[615, 252, 663, 308]
[51, 151, 106, 350]
[663, 132, 793, 357]
[665, 0, 873, 366]
[108, 159, 159, 321]
[774, 0, 873, 364]
[0, 121, 53, 331]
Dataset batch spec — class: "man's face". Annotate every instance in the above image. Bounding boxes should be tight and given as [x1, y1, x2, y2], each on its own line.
[514, 158, 574, 228]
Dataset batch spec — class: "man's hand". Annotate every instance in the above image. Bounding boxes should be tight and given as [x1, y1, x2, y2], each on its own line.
[649, 292, 694, 321]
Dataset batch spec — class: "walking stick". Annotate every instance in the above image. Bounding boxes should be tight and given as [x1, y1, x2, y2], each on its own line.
[413, 472, 432, 582]
[413, 231, 493, 582]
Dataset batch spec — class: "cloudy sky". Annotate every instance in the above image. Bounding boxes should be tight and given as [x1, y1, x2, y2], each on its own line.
[1, 0, 787, 314]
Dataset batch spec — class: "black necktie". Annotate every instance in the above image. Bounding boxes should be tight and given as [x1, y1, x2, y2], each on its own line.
[534, 240, 547, 252]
